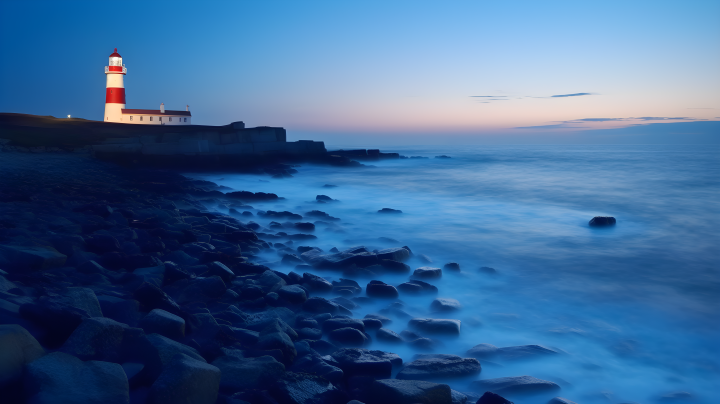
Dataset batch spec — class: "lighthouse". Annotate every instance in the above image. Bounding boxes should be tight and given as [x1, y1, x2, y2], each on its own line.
[104, 48, 126, 122]
[102, 48, 191, 125]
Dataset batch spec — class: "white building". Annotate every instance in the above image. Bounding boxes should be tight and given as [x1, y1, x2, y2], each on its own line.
[104, 48, 192, 125]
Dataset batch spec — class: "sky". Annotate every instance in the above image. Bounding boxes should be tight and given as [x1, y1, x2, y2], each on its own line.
[1, 0, 718, 144]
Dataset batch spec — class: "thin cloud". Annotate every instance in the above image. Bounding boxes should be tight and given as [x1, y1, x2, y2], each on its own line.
[568, 118, 626, 122]
[634, 117, 693, 121]
[469, 96, 508, 98]
[515, 124, 589, 130]
[551, 92, 593, 98]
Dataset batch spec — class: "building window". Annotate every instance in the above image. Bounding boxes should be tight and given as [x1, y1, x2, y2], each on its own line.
[184, 118, 187, 122]
[159, 117, 162, 122]
[169, 117, 172, 122]
[129, 116, 133, 121]
[150, 117, 153, 121]
[140, 116, 143, 121]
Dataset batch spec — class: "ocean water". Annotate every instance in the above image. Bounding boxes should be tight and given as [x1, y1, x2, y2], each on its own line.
[190, 144, 720, 403]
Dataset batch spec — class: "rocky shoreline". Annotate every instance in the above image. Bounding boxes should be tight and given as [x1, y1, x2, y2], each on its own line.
[0, 151, 576, 404]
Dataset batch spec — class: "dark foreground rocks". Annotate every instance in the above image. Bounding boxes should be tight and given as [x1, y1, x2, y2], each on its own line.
[589, 216, 616, 226]
[396, 354, 481, 381]
[368, 379, 453, 404]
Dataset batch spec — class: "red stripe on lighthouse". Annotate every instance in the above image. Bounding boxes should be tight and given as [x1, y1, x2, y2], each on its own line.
[108, 66, 124, 72]
[105, 88, 126, 104]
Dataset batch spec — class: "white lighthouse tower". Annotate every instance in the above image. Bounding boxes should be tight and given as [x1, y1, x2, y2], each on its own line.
[104, 48, 126, 122]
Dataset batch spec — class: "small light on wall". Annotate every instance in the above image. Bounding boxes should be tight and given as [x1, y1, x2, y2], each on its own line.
[67, 115, 71, 118]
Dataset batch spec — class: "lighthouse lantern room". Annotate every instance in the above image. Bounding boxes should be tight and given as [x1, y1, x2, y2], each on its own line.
[103, 48, 191, 125]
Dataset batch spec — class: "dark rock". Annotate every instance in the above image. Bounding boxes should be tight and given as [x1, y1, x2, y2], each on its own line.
[164, 261, 195, 284]
[476, 391, 513, 404]
[97, 295, 142, 327]
[364, 313, 392, 325]
[368, 379, 452, 404]
[140, 309, 185, 341]
[282, 254, 305, 265]
[443, 262, 460, 272]
[133, 282, 181, 315]
[466, 343, 498, 358]
[149, 353, 221, 404]
[59, 317, 129, 362]
[430, 298, 462, 312]
[435, 155, 451, 159]
[163, 250, 199, 267]
[85, 234, 121, 253]
[304, 210, 340, 221]
[221, 326, 259, 345]
[272, 371, 346, 404]
[24, 352, 128, 404]
[378, 208, 402, 214]
[212, 355, 285, 393]
[376, 247, 410, 262]
[332, 296, 359, 309]
[589, 216, 616, 226]
[303, 297, 341, 314]
[208, 261, 235, 282]
[328, 327, 368, 347]
[397, 280, 438, 295]
[294, 222, 316, 232]
[362, 318, 383, 331]
[466, 344, 559, 361]
[0, 244, 67, 271]
[308, 339, 338, 356]
[412, 267, 442, 279]
[396, 354, 481, 381]
[278, 285, 308, 304]
[256, 270, 286, 293]
[303, 272, 333, 292]
[366, 280, 398, 298]
[547, 398, 578, 404]
[408, 318, 461, 336]
[469, 376, 560, 395]
[478, 267, 497, 275]
[296, 317, 318, 329]
[322, 318, 365, 334]
[291, 352, 343, 384]
[298, 327, 323, 340]
[376, 328, 403, 343]
[331, 348, 402, 379]
[332, 278, 362, 295]
[0, 324, 45, 389]
[137, 333, 206, 383]
[226, 190, 280, 201]
[316, 195, 334, 202]
[408, 338, 440, 351]
[256, 319, 297, 364]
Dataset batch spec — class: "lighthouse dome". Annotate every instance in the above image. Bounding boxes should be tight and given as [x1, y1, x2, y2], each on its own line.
[108, 48, 123, 67]
[109, 48, 121, 58]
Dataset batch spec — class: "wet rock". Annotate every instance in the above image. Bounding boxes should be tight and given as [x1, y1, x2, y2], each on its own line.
[303, 272, 333, 292]
[294, 222, 316, 232]
[368, 379, 452, 404]
[256, 270, 287, 293]
[331, 348, 402, 379]
[60, 317, 130, 362]
[366, 280, 398, 298]
[133, 282, 181, 315]
[140, 309, 186, 341]
[588, 216, 616, 226]
[379, 259, 411, 273]
[0, 324, 45, 388]
[137, 333, 206, 383]
[149, 353, 221, 404]
[376, 247, 410, 262]
[408, 338, 441, 351]
[364, 313, 392, 325]
[466, 344, 559, 361]
[291, 352, 343, 384]
[256, 319, 297, 364]
[278, 285, 308, 304]
[412, 267, 442, 279]
[378, 208, 402, 214]
[222, 326, 259, 345]
[332, 278, 362, 295]
[85, 234, 121, 253]
[97, 295, 142, 327]
[476, 392, 513, 404]
[212, 355, 285, 392]
[24, 352, 129, 404]
[469, 376, 560, 395]
[282, 254, 305, 265]
[443, 262, 460, 272]
[408, 318, 461, 336]
[466, 343, 498, 358]
[430, 298, 462, 312]
[316, 195, 334, 202]
[396, 354, 481, 381]
[322, 318, 365, 334]
[418, 254, 433, 264]
[0, 244, 67, 271]
[376, 328, 403, 343]
[272, 371, 346, 404]
[163, 250, 199, 267]
[208, 261, 235, 282]
[478, 267, 497, 275]
[298, 327, 323, 340]
[362, 318, 383, 331]
[547, 397, 578, 404]
[329, 327, 369, 347]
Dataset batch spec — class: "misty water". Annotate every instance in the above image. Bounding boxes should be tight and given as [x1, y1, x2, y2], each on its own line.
[189, 144, 720, 404]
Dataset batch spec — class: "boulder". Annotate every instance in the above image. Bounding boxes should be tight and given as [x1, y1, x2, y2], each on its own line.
[408, 318, 461, 336]
[469, 376, 560, 395]
[364, 313, 392, 325]
[0, 324, 45, 388]
[466, 344, 559, 361]
[368, 379, 452, 404]
[547, 398, 578, 404]
[328, 327, 369, 347]
[278, 285, 308, 304]
[331, 348, 402, 379]
[207, 261, 234, 283]
[133, 282, 182, 315]
[282, 254, 305, 265]
[298, 327, 323, 340]
[24, 352, 129, 404]
[412, 267, 442, 279]
[332, 278, 362, 295]
[137, 333, 206, 383]
[291, 353, 343, 384]
[149, 353, 221, 404]
[466, 343, 498, 359]
[60, 317, 130, 362]
[379, 259, 411, 273]
[212, 355, 285, 392]
[256, 270, 286, 293]
[376, 328, 404, 343]
[97, 295, 142, 327]
[362, 318, 383, 331]
[378, 208, 402, 214]
[140, 309, 186, 341]
[588, 216, 616, 226]
[430, 298, 462, 312]
[272, 371, 346, 404]
[85, 234, 121, 253]
[396, 354, 481, 381]
[376, 247, 410, 262]
[476, 392, 513, 404]
[322, 318, 366, 334]
[302, 272, 333, 292]
[443, 262, 460, 272]
[256, 319, 297, 363]
[0, 244, 67, 270]
[303, 297, 341, 314]
[366, 280, 398, 298]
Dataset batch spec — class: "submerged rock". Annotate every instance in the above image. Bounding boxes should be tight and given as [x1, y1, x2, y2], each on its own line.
[378, 208, 402, 214]
[408, 318, 461, 336]
[396, 354, 481, 381]
[476, 391, 514, 404]
[412, 267, 442, 279]
[469, 375, 560, 395]
[430, 298, 462, 312]
[331, 348, 402, 379]
[588, 216, 616, 226]
[366, 280, 399, 298]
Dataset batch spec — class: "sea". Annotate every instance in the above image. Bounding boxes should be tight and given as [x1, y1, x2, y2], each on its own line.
[189, 144, 720, 404]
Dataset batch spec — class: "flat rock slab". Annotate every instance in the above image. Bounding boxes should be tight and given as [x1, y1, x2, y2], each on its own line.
[408, 318, 461, 336]
[331, 348, 402, 379]
[412, 267, 442, 279]
[470, 375, 560, 396]
[430, 298, 462, 312]
[272, 371, 346, 404]
[397, 354, 481, 381]
[24, 352, 129, 404]
[369, 379, 453, 404]
[466, 344, 559, 361]
[0, 244, 66, 270]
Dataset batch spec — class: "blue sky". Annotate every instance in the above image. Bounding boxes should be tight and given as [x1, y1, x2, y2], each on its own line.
[1, 0, 718, 144]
